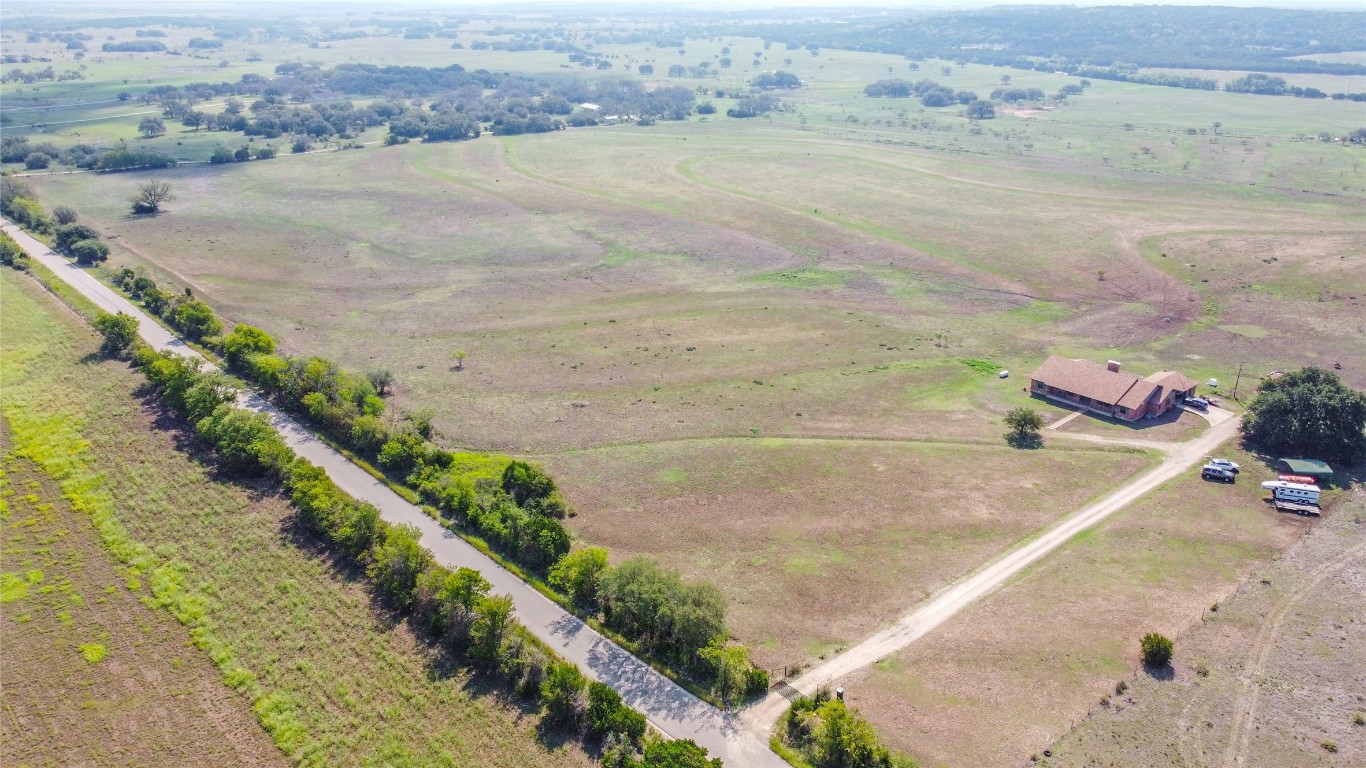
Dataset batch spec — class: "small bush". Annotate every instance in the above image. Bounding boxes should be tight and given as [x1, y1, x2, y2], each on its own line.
[1140, 632, 1173, 667]
[1, 234, 29, 270]
[70, 238, 110, 265]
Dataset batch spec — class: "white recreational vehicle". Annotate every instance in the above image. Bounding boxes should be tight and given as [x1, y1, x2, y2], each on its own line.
[1260, 480, 1321, 506]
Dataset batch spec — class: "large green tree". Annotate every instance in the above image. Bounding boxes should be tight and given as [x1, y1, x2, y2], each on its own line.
[93, 312, 138, 356]
[548, 546, 608, 607]
[813, 699, 893, 768]
[699, 639, 751, 709]
[540, 661, 586, 724]
[641, 740, 722, 768]
[171, 299, 222, 341]
[222, 323, 276, 367]
[1242, 367, 1366, 464]
[1004, 406, 1044, 448]
[367, 524, 433, 608]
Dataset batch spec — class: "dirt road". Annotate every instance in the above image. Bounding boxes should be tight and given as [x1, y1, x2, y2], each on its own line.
[2, 218, 786, 768]
[743, 409, 1241, 730]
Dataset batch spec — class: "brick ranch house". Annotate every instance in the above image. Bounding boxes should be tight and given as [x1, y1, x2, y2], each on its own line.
[1028, 356, 1199, 422]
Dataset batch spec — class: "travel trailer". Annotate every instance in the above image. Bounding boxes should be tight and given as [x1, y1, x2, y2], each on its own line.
[1260, 480, 1320, 506]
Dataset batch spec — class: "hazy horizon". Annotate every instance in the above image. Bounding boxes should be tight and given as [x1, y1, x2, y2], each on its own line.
[4, 0, 1365, 12]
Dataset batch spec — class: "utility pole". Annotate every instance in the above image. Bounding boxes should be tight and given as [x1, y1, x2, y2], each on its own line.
[1232, 362, 1244, 401]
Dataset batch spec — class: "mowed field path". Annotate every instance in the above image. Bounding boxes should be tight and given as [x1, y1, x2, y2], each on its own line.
[6, 215, 1242, 763]
[1, 218, 786, 768]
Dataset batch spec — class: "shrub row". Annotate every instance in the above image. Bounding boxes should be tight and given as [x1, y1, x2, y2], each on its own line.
[0, 231, 30, 271]
[2, 136, 175, 172]
[112, 267, 222, 341]
[115, 337, 689, 765]
[71, 212, 768, 705]
[216, 318, 766, 698]
[1, 180, 109, 266]
[54, 222, 111, 264]
[777, 688, 917, 768]
[1, 177, 50, 234]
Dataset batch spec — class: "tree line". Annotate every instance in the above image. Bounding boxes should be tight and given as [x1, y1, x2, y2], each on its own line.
[1073, 65, 1216, 91]
[1224, 73, 1365, 101]
[56, 287, 739, 767]
[717, 6, 1366, 76]
[224, 317, 767, 702]
[106, 335, 708, 766]
[864, 78, 981, 109]
[3, 136, 176, 173]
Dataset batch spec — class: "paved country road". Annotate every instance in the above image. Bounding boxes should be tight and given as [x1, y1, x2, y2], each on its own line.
[2, 218, 786, 768]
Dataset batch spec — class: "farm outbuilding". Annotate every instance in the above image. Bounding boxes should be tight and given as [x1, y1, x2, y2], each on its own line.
[1278, 458, 1334, 480]
[1028, 356, 1199, 422]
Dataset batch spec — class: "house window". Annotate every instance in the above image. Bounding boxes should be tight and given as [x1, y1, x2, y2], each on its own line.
[1119, 407, 1128, 414]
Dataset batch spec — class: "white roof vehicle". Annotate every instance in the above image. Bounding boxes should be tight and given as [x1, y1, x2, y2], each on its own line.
[1260, 480, 1320, 504]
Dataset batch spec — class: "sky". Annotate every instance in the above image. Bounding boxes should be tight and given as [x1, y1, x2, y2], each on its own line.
[8, 0, 1364, 8]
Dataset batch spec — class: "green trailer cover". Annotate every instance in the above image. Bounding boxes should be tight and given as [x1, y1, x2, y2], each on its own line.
[1279, 458, 1334, 478]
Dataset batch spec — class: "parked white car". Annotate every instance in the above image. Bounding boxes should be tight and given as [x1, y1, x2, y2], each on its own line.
[1207, 458, 1240, 473]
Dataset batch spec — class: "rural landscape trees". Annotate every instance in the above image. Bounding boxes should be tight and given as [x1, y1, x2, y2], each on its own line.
[777, 688, 910, 768]
[1242, 367, 1366, 464]
[1004, 407, 1044, 448]
[93, 311, 139, 356]
[130, 181, 172, 214]
[137, 116, 166, 138]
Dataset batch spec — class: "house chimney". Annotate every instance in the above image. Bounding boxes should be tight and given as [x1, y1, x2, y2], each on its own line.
[1107, 360, 1122, 373]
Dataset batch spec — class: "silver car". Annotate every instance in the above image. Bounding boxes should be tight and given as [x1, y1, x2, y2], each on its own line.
[1207, 458, 1240, 473]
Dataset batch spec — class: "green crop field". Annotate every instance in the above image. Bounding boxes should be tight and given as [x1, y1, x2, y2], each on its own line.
[0, 269, 590, 767]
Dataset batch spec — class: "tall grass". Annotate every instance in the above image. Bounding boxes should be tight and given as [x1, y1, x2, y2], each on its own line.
[0, 271, 589, 767]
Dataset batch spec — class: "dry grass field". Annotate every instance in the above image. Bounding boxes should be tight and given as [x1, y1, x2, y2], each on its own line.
[844, 444, 1318, 768]
[535, 437, 1151, 668]
[1045, 491, 1366, 768]
[0, 270, 590, 768]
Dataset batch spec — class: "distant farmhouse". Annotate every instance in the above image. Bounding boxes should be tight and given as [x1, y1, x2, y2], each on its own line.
[1029, 356, 1198, 422]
